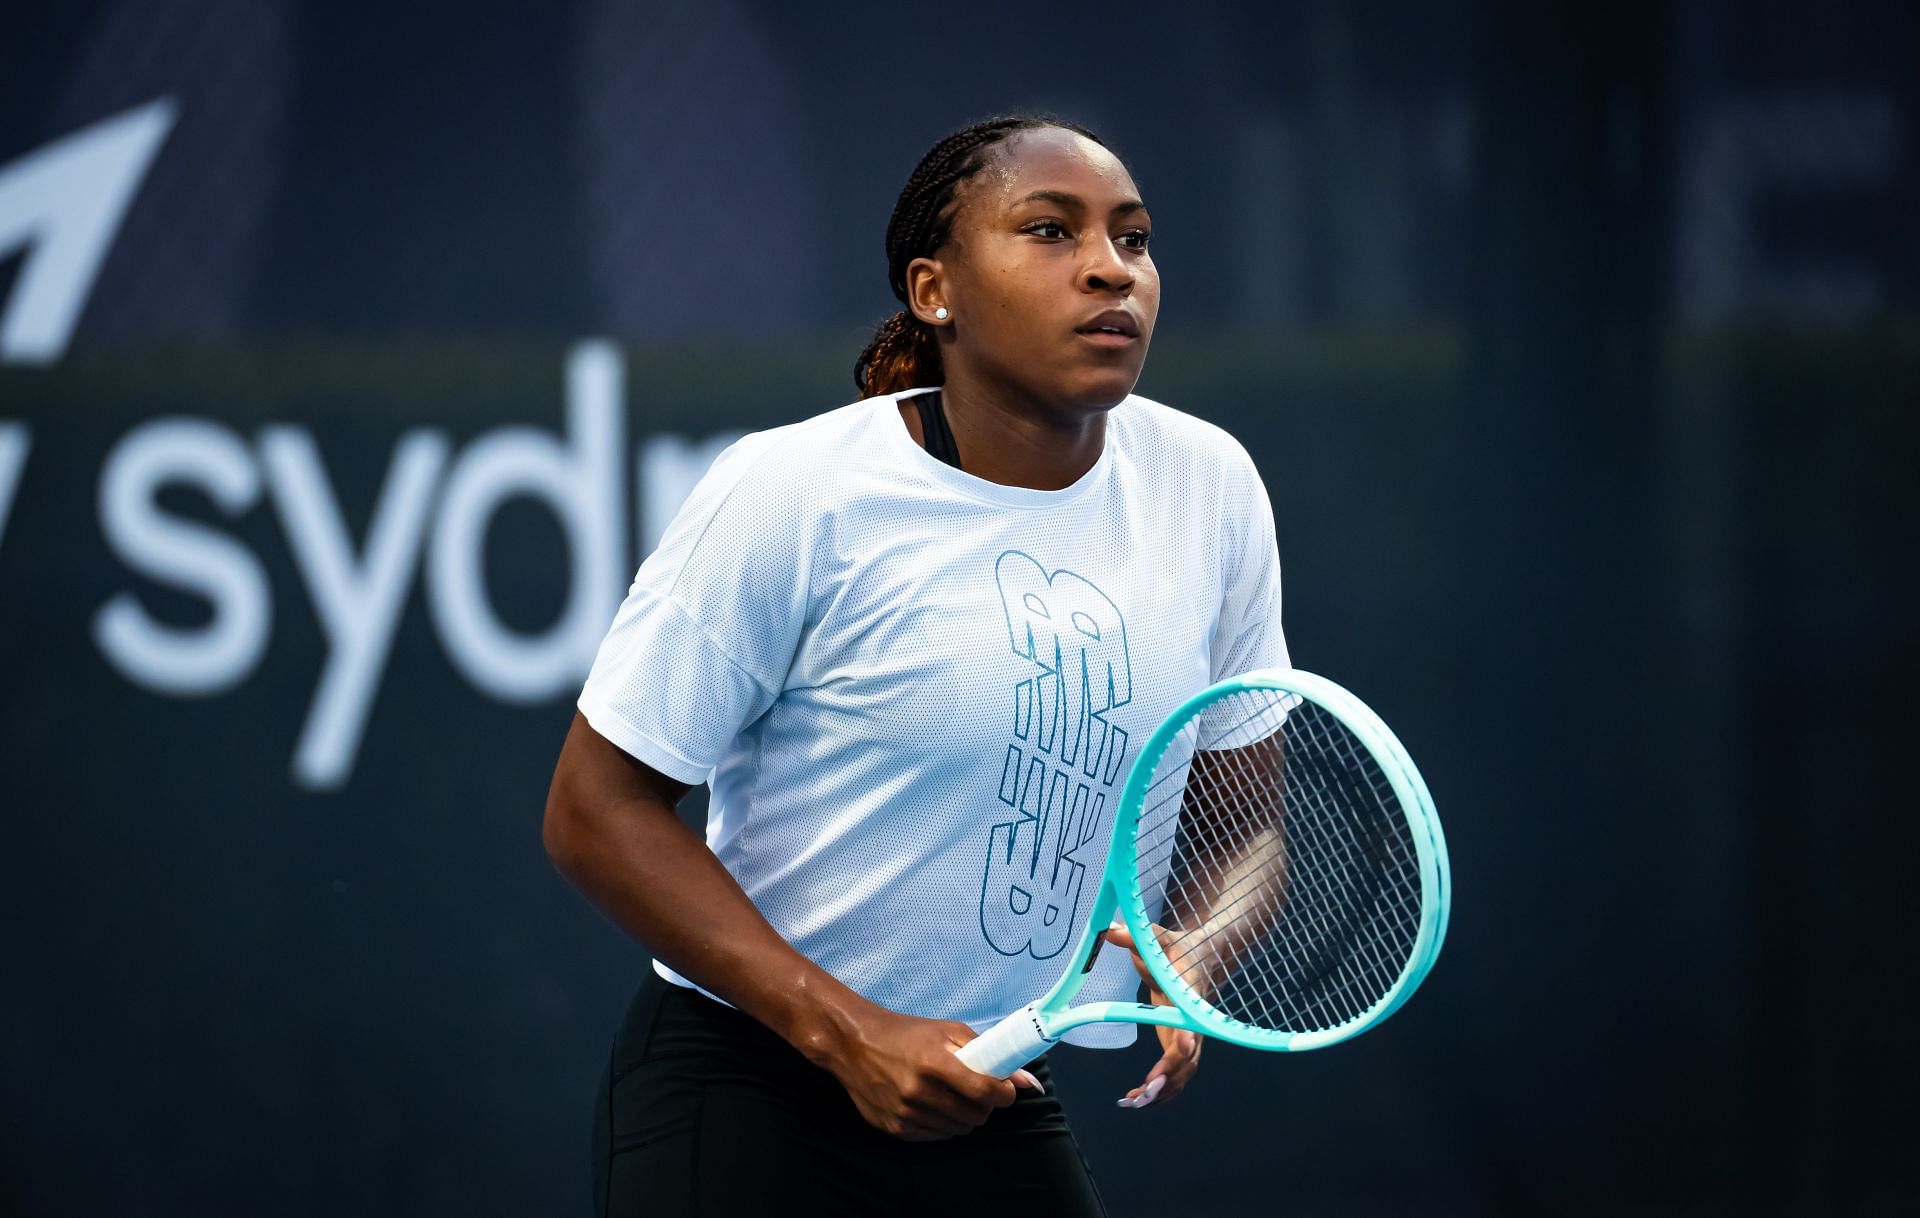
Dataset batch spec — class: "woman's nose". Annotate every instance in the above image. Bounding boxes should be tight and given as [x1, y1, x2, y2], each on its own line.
[1082, 238, 1133, 293]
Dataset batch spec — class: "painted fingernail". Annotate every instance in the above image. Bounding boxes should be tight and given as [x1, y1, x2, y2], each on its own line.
[1117, 1077, 1166, 1110]
[1013, 1069, 1045, 1094]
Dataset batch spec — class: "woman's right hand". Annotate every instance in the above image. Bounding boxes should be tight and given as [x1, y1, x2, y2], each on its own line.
[808, 1003, 1042, 1141]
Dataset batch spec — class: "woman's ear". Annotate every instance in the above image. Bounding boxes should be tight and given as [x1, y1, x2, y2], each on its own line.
[905, 257, 950, 326]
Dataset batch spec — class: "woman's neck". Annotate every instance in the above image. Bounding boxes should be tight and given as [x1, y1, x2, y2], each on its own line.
[914, 377, 1110, 492]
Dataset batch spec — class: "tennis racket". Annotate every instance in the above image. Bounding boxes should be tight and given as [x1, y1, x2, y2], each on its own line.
[957, 667, 1450, 1078]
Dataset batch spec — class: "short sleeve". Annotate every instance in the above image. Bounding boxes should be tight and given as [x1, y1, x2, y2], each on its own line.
[1210, 460, 1289, 683]
[577, 435, 811, 784]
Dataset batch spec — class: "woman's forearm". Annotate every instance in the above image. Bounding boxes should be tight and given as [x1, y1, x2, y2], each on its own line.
[543, 712, 1024, 1143]
[542, 713, 873, 1062]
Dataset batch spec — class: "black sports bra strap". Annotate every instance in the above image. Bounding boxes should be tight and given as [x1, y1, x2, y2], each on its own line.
[914, 390, 962, 471]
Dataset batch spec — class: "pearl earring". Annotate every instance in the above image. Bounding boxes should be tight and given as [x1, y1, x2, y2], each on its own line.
[934, 307, 950, 321]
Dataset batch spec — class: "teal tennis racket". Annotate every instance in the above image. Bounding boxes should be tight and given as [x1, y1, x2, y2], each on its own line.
[957, 668, 1450, 1077]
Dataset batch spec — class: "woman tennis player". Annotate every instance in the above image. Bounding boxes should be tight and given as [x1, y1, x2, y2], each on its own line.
[544, 114, 1289, 1215]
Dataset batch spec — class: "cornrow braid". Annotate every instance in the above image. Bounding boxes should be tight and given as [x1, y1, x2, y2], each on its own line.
[853, 114, 1106, 397]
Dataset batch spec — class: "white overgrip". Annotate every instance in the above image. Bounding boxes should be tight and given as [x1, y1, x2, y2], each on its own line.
[955, 1001, 1057, 1077]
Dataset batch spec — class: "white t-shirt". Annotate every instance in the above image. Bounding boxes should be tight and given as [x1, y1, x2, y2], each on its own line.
[578, 387, 1289, 1047]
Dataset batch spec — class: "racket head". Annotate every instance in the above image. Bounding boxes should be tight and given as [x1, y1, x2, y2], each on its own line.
[1104, 668, 1449, 1052]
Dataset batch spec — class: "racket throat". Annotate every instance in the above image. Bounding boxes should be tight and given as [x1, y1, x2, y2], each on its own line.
[1080, 928, 1110, 975]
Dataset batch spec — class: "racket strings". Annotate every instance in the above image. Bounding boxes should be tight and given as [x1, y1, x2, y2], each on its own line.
[1224, 707, 1421, 1028]
[1225, 706, 1421, 1028]
[1131, 689, 1423, 1034]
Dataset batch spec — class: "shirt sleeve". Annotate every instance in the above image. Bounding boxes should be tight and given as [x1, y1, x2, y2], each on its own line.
[1195, 457, 1290, 751]
[1210, 458, 1289, 683]
[577, 434, 811, 784]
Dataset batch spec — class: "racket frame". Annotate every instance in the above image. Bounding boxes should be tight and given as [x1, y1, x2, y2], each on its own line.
[960, 668, 1450, 1074]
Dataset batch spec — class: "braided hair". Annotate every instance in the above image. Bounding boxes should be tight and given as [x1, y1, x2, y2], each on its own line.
[853, 115, 1107, 397]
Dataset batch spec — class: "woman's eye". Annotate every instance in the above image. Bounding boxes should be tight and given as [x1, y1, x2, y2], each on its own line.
[1118, 229, 1152, 250]
[1025, 221, 1067, 239]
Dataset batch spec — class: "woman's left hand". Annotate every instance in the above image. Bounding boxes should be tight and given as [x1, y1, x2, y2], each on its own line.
[1101, 921, 1202, 1109]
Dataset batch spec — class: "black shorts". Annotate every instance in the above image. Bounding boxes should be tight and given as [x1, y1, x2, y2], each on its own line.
[592, 970, 1110, 1217]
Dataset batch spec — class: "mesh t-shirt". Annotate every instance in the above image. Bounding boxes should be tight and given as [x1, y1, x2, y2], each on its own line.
[577, 387, 1289, 1047]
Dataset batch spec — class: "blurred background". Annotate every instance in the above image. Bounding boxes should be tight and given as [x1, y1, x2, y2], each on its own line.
[1, 0, 1913, 1214]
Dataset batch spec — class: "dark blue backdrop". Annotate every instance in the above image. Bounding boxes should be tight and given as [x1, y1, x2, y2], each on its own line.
[2, 1, 1913, 1214]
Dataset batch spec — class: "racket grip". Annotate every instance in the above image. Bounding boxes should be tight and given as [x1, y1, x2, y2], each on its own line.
[956, 1002, 1058, 1077]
